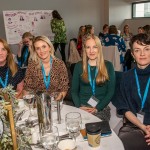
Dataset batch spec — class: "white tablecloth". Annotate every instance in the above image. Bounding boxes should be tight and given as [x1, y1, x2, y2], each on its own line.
[17, 104, 124, 150]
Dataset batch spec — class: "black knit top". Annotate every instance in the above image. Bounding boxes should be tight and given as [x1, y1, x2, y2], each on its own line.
[0, 64, 24, 90]
[115, 64, 150, 125]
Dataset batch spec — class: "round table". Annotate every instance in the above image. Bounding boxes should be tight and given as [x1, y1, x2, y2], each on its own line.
[18, 104, 124, 150]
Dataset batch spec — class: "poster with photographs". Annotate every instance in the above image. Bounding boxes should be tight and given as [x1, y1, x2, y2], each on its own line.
[3, 10, 54, 44]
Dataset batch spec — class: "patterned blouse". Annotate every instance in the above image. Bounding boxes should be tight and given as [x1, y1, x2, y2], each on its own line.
[102, 34, 126, 52]
[0, 64, 24, 90]
[24, 58, 69, 94]
[51, 18, 67, 43]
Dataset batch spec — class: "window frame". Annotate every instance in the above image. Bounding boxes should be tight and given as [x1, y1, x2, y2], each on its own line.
[132, 1, 150, 18]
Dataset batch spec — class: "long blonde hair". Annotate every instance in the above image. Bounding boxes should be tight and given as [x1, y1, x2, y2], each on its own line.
[31, 36, 55, 67]
[82, 34, 109, 84]
[0, 38, 18, 76]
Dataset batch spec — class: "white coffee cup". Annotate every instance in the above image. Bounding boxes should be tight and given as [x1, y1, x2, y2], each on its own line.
[58, 139, 76, 150]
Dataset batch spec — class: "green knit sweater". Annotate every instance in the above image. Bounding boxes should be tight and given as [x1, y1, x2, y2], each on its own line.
[71, 61, 115, 111]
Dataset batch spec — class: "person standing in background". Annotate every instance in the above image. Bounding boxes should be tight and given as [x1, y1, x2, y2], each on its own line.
[51, 10, 67, 63]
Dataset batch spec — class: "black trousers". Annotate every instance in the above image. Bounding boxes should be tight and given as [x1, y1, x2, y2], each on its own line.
[53, 43, 66, 63]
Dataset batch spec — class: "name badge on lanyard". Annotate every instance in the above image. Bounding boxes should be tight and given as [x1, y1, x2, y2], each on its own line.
[41, 57, 53, 90]
[0, 69, 9, 88]
[87, 64, 99, 107]
[134, 69, 150, 112]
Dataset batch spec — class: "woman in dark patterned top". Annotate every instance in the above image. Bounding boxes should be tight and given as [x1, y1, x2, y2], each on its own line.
[0, 38, 24, 98]
[24, 36, 69, 99]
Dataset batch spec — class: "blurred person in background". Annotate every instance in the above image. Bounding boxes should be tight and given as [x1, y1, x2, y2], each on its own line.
[17, 32, 34, 76]
[51, 10, 67, 63]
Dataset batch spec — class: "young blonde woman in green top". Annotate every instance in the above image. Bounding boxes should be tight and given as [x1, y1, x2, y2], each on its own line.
[71, 34, 115, 121]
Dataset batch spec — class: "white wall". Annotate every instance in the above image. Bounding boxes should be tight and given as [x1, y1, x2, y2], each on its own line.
[0, 0, 105, 55]
[109, 0, 131, 28]
[120, 18, 150, 35]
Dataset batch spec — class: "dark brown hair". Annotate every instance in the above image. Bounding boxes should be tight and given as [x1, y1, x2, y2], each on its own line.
[52, 10, 62, 20]
[130, 33, 150, 51]
[109, 25, 118, 34]
[103, 24, 109, 30]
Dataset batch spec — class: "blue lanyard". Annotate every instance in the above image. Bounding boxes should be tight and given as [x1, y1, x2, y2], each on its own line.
[0, 69, 9, 88]
[134, 69, 150, 110]
[41, 57, 53, 90]
[88, 64, 98, 95]
[22, 46, 29, 65]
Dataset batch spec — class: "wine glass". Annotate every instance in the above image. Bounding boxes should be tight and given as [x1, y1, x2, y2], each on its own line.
[65, 112, 82, 142]
[40, 126, 59, 150]
[23, 90, 36, 127]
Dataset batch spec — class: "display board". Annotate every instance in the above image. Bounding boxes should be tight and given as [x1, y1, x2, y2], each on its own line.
[3, 10, 54, 44]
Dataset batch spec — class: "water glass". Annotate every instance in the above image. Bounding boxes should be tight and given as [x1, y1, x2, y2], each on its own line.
[40, 126, 59, 150]
[23, 90, 35, 127]
[65, 112, 82, 141]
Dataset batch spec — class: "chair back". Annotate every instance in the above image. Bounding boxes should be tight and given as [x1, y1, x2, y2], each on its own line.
[102, 46, 123, 71]
[68, 39, 81, 64]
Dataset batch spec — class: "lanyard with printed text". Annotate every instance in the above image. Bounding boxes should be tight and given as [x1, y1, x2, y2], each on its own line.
[0, 69, 9, 88]
[88, 64, 98, 96]
[134, 69, 150, 110]
[41, 57, 53, 90]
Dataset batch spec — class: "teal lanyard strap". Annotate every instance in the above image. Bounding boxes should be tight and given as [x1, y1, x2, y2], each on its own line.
[41, 57, 53, 90]
[22, 46, 29, 66]
[134, 69, 150, 110]
[88, 64, 98, 96]
[0, 69, 9, 88]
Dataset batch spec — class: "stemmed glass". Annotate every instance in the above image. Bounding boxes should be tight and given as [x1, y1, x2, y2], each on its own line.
[23, 90, 36, 127]
[40, 126, 59, 150]
[65, 112, 82, 142]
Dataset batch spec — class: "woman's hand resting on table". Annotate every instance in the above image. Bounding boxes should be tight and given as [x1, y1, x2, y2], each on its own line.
[80, 106, 98, 114]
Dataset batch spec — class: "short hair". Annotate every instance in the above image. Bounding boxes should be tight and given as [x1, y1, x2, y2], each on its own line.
[130, 33, 150, 51]
[109, 25, 118, 35]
